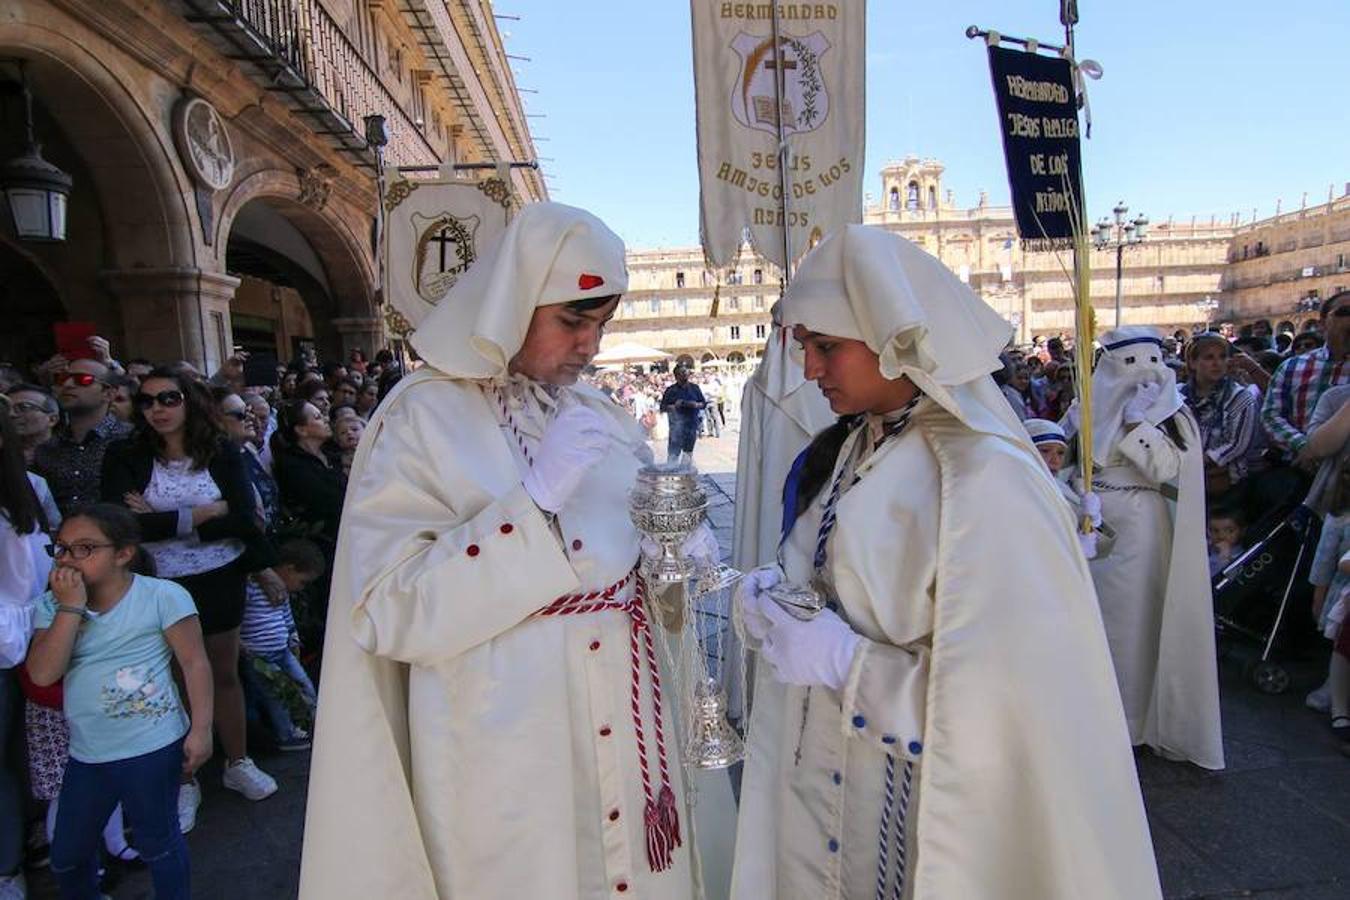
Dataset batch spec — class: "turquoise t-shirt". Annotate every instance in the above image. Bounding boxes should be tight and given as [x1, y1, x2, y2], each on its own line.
[34, 575, 198, 764]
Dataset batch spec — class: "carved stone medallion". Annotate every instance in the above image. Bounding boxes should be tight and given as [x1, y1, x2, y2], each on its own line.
[173, 96, 235, 192]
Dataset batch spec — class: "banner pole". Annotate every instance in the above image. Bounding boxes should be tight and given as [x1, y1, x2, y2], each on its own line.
[769, 2, 793, 287]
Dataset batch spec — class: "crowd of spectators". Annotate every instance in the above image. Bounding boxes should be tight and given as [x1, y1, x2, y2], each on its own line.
[0, 338, 401, 897]
[587, 366, 738, 461]
[1000, 294, 1350, 753]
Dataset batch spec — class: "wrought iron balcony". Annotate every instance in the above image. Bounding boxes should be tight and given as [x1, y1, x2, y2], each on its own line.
[181, 0, 439, 170]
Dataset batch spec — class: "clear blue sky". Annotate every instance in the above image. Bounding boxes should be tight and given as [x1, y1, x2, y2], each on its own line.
[499, 1, 1347, 249]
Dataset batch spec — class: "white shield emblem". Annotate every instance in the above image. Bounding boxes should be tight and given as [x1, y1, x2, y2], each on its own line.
[729, 31, 831, 136]
[411, 212, 481, 304]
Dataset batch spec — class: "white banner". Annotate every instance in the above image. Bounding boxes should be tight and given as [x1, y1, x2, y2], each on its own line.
[692, 1, 865, 271]
[382, 175, 514, 338]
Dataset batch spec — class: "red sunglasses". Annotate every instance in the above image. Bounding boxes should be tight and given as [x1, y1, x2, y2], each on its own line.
[56, 372, 100, 387]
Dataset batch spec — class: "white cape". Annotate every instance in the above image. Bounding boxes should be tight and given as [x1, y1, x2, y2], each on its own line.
[732, 387, 1163, 899]
[1088, 408, 1224, 769]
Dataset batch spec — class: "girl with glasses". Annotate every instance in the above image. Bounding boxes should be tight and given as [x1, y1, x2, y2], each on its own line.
[25, 504, 211, 900]
[99, 368, 280, 829]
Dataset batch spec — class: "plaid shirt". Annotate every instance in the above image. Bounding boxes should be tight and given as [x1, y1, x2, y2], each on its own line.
[1260, 347, 1349, 455]
[31, 413, 133, 517]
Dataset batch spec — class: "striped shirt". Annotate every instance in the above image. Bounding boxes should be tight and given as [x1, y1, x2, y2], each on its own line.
[1260, 347, 1349, 455]
[239, 580, 296, 656]
[1181, 377, 1259, 481]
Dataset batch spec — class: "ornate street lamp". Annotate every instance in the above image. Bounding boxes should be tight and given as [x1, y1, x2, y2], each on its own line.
[1195, 295, 1220, 329]
[1090, 200, 1149, 327]
[0, 60, 72, 242]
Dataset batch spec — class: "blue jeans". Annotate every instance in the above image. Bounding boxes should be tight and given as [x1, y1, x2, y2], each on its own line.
[667, 415, 699, 461]
[51, 738, 189, 900]
[240, 648, 316, 739]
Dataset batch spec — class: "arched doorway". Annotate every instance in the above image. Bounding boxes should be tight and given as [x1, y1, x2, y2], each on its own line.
[220, 189, 375, 367]
[727, 351, 746, 364]
[0, 27, 196, 366]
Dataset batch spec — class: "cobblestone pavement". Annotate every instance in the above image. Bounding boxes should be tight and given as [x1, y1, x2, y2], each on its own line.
[27, 428, 1350, 899]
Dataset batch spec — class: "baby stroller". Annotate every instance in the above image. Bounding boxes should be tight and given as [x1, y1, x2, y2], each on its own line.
[1212, 502, 1318, 694]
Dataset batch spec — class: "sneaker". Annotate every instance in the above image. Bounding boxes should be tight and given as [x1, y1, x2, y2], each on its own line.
[276, 729, 311, 752]
[177, 780, 202, 834]
[0, 872, 25, 900]
[1306, 684, 1332, 713]
[222, 757, 278, 801]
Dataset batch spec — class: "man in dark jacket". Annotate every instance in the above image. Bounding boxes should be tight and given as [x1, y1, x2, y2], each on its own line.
[660, 366, 706, 463]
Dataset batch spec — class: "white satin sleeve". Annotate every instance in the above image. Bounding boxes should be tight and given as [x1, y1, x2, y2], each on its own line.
[1117, 421, 1183, 484]
[350, 484, 580, 664]
[345, 384, 581, 666]
[840, 637, 929, 762]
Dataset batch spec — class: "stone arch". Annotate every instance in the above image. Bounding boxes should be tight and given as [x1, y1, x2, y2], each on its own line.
[217, 169, 375, 361]
[216, 168, 374, 321]
[0, 19, 196, 270]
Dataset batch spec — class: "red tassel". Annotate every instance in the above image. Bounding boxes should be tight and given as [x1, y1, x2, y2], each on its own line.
[644, 798, 671, 872]
[657, 784, 682, 851]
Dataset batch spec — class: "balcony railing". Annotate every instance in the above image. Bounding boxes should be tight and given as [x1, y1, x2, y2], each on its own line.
[182, 0, 439, 169]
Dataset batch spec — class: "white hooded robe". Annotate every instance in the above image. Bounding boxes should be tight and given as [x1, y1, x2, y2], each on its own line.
[299, 204, 697, 899]
[731, 225, 1162, 900]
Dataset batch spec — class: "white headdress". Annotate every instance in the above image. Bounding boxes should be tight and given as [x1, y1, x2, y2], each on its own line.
[1024, 418, 1069, 447]
[1086, 325, 1183, 466]
[779, 224, 1027, 444]
[410, 202, 627, 380]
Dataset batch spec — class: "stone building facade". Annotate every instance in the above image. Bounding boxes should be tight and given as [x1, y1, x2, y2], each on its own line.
[1, 0, 542, 372]
[608, 156, 1243, 367]
[1220, 188, 1350, 334]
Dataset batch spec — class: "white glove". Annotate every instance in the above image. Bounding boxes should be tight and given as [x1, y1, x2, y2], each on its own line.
[640, 523, 720, 568]
[521, 405, 613, 513]
[754, 601, 861, 691]
[1122, 382, 1163, 424]
[1078, 529, 1100, 560]
[733, 564, 783, 647]
[1080, 491, 1102, 528]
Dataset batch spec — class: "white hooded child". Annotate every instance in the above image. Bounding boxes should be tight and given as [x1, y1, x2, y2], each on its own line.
[1023, 417, 1115, 560]
[731, 225, 1161, 900]
[1061, 325, 1223, 770]
[300, 203, 710, 899]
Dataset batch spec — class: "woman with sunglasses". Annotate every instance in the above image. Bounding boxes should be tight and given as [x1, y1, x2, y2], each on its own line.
[100, 368, 279, 829]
